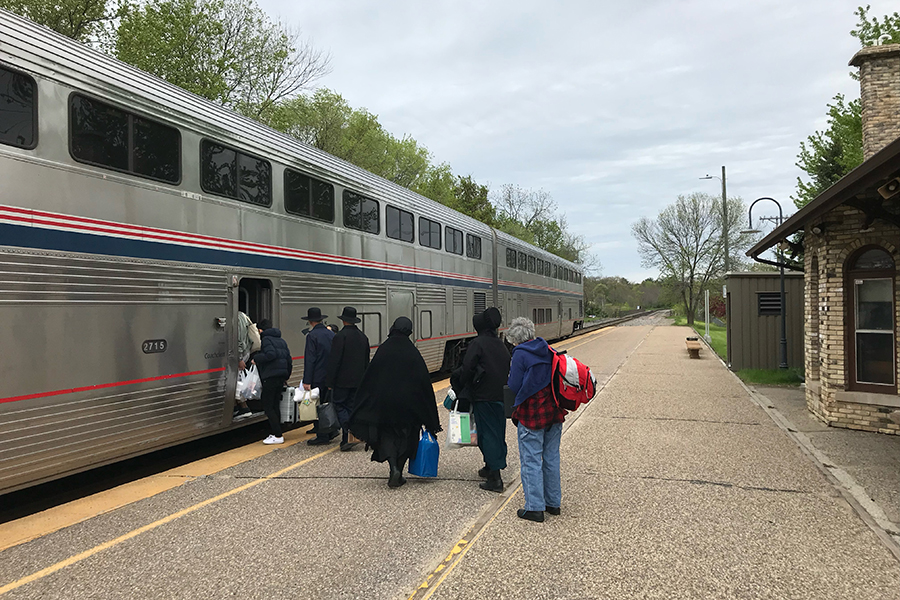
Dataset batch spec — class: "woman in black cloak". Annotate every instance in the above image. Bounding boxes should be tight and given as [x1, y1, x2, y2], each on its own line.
[349, 317, 442, 488]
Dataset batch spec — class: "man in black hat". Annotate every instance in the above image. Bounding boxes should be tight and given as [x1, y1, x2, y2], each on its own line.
[302, 307, 337, 445]
[325, 307, 371, 451]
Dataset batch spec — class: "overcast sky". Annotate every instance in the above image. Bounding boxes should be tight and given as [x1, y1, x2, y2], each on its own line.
[256, 0, 884, 281]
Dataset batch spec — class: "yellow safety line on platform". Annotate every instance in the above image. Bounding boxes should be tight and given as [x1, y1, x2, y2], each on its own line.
[0, 426, 316, 553]
[0, 446, 339, 596]
[408, 489, 520, 600]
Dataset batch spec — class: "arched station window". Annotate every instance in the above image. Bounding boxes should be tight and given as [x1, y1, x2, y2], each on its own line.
[847, 247, 896, 392]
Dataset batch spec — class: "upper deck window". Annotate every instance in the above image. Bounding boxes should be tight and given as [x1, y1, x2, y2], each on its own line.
[528, 255, 536, 273]
[386, 205, 414, 242]
[285, 169, 334, 222]
[0, 66, 36, 149]
[201, 139, 270, 205]
[71, 94, 180, 184]
[466, 234, 482, 260]
[506, 248, 517, 268]
[445, 226, 463, 255]
[517, 251, 526, 271]
[343, 190, 380, 234]
[419, 217, 441, 249]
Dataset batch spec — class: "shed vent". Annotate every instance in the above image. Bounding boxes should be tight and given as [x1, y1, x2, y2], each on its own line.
[758, 292, 782, 316]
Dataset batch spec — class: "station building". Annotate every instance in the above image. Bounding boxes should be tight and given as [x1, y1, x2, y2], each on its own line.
[748, 44, 900, 435]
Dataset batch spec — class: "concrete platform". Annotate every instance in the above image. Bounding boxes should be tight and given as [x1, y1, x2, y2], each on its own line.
[2, 321, 898, 599]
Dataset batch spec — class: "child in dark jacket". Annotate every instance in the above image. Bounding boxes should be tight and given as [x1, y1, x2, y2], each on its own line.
[253, 319, 293, 444]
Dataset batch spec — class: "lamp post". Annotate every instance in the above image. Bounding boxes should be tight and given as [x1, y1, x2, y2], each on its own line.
[700, 165, 728, 273]
[741, 197, 788, 370]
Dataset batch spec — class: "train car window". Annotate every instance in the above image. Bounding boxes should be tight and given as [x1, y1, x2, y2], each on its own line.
[548, 308, 553, 321]
[285, 169, 335, 222]
[420, 310, 433, 339]
[343, 190, 380, 234]
[419, 217, 441, 249]
[386, 205, 414, 242]
[517, 251, 526, 271]
[466, 234, 482, 259]
[445, 227, 463, 255]
[0, 66, 37, 149]
[533, 309, 537, 323]
[201, 140, 236, 196]
[71, 95, 180, 184]
[545, 262, 551, 277]
[506, 248, 517, 268]
[70, 95, 128, 171]
[552, 264, 558, 279]
[133, 116, 180, 182]
[201, 139, 270, 205]
[238, 153, 271, 206]
[527, 255, 536, 273]
[536, 259, 544, 275]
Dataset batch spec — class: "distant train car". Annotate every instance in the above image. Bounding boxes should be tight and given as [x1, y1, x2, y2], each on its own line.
[0, 9, 584, 494]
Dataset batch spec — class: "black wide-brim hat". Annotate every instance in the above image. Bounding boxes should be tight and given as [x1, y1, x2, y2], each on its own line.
[338, 306, 361, 323]
[302, 307, 327, 321]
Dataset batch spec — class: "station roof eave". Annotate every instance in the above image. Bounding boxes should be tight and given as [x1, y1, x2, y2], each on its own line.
[746, 135, 900, 261]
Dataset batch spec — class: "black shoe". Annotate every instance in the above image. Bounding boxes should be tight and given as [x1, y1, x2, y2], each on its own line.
[478, 465, 490, 479]
[546, 506, 561, 516]
[307, 437, 331, 446]
[340, 442, 358, 452]
[479, 470, 503, 493]
[306, 427, 318, 435]
[517, 509, 544, 522]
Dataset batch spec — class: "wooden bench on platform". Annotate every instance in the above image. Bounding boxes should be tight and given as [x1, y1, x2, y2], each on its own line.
[685, 337, 702, 359]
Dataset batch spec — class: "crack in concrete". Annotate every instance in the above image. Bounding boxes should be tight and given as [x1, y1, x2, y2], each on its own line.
[575, 470, 811, 495]
[600, 415, 762, 426]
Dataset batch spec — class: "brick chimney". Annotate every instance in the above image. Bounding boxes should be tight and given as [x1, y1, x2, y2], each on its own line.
[850, 44, 900, 159]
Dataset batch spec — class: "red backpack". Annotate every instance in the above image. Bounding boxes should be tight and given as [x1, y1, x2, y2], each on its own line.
[549, 346, 597, 412]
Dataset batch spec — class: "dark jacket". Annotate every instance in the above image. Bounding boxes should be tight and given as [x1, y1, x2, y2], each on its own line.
[303, 323, 334, 386]
[325, 324, 370, 389]
[508, 337, 552, 408]
[254, 328, 293, 381]
[454, 329, 510, 403]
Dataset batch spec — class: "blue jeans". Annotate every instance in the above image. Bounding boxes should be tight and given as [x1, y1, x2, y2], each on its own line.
[517, 422, 562, 512]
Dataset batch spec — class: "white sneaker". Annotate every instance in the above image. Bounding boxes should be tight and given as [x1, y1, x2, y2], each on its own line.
[263, 435, 284, 445]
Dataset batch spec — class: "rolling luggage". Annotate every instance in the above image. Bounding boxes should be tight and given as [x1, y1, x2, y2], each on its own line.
[280, 386, 298, 424]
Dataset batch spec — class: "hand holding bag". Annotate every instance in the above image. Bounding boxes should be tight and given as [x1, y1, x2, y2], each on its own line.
[408, 429, 439, 477]
[446, 400, 478, 448]
[316, 390, 340, 433]
[295, 387, 320, 421]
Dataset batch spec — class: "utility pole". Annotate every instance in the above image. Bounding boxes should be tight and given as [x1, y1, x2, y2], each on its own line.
[721, 165, 728, 274]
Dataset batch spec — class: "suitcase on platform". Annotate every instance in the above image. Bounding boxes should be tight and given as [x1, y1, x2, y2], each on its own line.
[280, 387, 298, 424]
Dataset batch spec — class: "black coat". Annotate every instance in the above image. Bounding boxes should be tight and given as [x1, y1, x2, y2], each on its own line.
[325, 324, 370, 389]
[453, 327, 510, 404]
[255, 328, 293, 381]
[350, 319, 441, 436]
[303, 323, 334, 386]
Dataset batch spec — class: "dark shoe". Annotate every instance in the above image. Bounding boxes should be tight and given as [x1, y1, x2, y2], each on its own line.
[478, 465, 490, 479]
[546, 506, 561, 516]
[307, 437, 331, 446]
[306, 427, 318, 434]
[479, 470, 503, 493]
[340, 442, 358, 452]
[517, 509, 544, 522]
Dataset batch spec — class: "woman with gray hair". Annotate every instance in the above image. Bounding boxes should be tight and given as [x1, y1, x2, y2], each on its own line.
[506, 317, 567, 522]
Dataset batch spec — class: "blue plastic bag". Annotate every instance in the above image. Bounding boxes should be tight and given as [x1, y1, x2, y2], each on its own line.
[408, 429, 439, 478]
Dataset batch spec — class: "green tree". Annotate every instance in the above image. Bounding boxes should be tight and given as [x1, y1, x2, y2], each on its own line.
[792, 5, 900, 209]
[0, 0, 114, 43]
[115, 0, 330, 118]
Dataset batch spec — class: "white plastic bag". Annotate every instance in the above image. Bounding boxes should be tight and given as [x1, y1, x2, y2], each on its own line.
[240, 365, 262, 400]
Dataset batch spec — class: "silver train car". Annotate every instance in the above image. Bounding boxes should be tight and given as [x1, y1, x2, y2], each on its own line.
[0, 10, 584, 494]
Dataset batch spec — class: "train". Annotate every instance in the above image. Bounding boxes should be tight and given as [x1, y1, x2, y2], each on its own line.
[0, 9, 584, 495]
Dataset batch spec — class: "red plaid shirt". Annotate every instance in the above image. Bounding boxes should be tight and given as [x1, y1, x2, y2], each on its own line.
[512, 384, 566, 430]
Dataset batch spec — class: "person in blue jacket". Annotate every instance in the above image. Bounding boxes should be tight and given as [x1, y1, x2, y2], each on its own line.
[302, 307, 337, 445]
[252, 319, 293, 445]
[506, 317, 567, 522]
